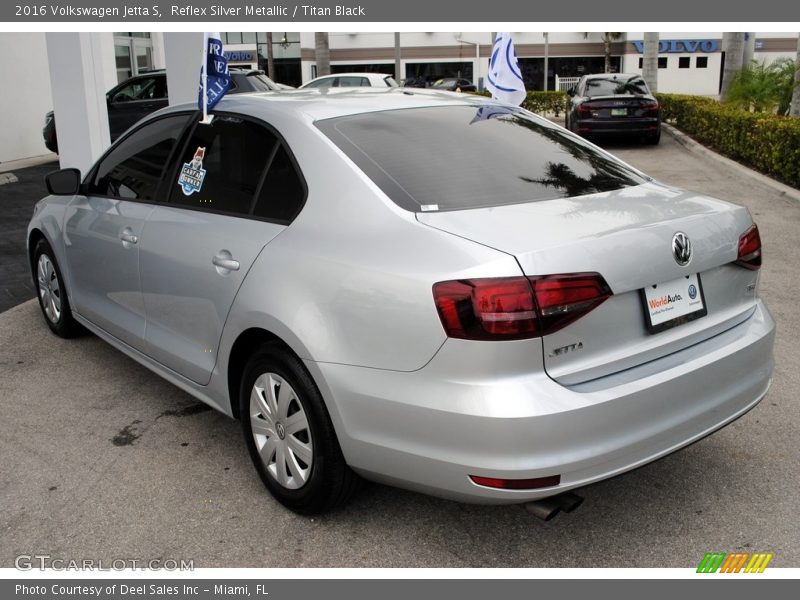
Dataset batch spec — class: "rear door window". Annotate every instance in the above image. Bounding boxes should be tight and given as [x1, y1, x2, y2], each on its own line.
[305, 77, 333, 88]
[338, 77, 369, 87]
[317, 105, 645, 212]
[252, 146, 306, 221]
[168, 115, 306, 222]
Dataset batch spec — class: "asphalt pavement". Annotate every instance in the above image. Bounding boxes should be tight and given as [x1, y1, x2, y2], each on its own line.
[0, 160, 58, 313]
[1, 131, 798, 568]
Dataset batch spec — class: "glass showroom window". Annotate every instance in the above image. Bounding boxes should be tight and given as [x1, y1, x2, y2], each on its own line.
[114, 33, 155, 83]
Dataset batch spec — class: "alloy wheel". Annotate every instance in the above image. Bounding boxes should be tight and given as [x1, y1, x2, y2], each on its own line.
[37, 254, 61, 323]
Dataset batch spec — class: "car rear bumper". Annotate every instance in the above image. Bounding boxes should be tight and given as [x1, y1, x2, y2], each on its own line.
[310, 300, 775, 503]
[577, 117, 660, 135]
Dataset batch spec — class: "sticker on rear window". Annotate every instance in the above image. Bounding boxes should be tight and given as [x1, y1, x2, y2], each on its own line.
[177, 147, 207, 196]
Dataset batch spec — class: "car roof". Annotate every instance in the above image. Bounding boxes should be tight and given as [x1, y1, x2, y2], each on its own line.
[162, 87, 509, 123]
[583, 73, 643, 79]
[310, 72, 388, 79]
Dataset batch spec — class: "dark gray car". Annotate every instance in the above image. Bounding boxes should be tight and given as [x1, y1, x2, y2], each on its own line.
[565, 73, 661, 144]
[43, 69, 283, 153]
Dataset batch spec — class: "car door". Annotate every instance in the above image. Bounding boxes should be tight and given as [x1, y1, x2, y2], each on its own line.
[63, 114, 191, 350]
[107, 76, 168, 140]
[139, 113, 306, 385]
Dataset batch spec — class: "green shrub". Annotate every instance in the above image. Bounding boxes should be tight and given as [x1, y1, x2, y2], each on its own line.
[522, 91, 569, 116]
[470, 90, 568, 116]
[656, 93, 800, 188]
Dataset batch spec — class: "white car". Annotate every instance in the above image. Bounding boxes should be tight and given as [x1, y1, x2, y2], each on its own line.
[300, 72, 398, 89]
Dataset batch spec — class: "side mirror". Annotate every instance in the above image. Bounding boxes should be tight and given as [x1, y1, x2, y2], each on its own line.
[45, 168, 81, 196]
[567, 87, 576, 97]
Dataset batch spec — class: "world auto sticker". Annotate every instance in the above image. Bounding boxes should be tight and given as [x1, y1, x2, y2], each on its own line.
[177, 147, 207, 196]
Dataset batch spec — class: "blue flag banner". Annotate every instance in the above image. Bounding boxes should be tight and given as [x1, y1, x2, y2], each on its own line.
[199, 32, 232, 116]
[486, 32, 526, 106]
[470, 105, 519, 124]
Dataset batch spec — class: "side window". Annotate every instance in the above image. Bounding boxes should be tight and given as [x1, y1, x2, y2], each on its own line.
[169, 115, 279, 216]
[252, 145, 305, 222]
[89, 115, 189, 200]
[305, 78, 330, 89]
[338, 77, 365, 88]
[111, 78, 156, 103]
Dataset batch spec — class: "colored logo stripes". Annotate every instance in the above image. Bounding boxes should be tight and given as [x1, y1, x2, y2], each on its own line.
[697, 552, 774, 573]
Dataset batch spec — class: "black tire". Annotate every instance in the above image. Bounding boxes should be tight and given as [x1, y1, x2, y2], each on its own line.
[32, 238, 85, 338]
[240, 343, 359, 514]
[646, 130, 661, 145]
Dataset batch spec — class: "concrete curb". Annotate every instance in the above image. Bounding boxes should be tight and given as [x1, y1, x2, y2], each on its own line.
[0, 153, 58, 174]
[662, 123, 800, 203]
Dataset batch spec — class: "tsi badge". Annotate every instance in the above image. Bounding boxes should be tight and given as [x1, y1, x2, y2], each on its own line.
[178, 147, 207, 196]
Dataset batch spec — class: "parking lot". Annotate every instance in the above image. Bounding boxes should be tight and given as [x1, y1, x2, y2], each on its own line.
[1, 129, 798, 568]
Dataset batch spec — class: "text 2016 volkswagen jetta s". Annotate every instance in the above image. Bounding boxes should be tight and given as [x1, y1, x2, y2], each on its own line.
[28, 89, 774, 514]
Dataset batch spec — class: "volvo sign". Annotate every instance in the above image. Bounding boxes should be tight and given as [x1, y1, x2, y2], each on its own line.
[631, 39, 719, 53]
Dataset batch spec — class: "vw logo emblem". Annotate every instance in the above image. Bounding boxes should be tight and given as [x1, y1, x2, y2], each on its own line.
[276, 422, 286, 440]
[688, 284, 697, 299]
[672, 232, 692, 266]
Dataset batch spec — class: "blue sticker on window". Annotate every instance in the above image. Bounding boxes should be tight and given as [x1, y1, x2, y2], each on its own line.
[177, 147, 207, 196]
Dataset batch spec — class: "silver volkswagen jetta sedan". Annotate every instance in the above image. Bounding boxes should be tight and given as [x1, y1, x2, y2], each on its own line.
[28, 89, 775, 514]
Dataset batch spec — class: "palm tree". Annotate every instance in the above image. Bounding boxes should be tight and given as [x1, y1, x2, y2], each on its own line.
[642, 32, 659, 93]
[583, 32, 624, 73]
[720, 32, 745, 101]
[314, 32, 330, 77]
[725, 59, 795, 113]
[791, 33, 800, 117]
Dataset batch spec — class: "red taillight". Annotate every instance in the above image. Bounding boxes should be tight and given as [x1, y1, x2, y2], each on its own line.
[640, 100, 660, 115]
[432, 278, 538, 340]
[469, 474, 561, 490]
[578, 103, 595, 115]
[432, 273, 612, 341]
[530, 273, 613, 334]
[736, 224, 762, 270]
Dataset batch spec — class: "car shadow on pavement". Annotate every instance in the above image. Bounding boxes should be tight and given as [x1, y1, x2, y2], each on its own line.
[1, 300, 770, 569]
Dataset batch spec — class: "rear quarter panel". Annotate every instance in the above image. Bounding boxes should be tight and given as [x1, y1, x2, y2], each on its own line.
[218, 116, 521, 372]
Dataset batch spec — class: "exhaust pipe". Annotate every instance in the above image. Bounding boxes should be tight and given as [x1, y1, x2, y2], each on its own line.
[524, 491, 584, 520]
[554, 491, 584, 513]
[524, 498, 561, 521]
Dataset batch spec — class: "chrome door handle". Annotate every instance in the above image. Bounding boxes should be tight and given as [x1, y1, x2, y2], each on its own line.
[212, 254, 240, 271]
[120, 232, 138, 244]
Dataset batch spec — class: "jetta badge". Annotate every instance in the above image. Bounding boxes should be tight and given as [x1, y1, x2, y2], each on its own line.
[672, 232, 692, 266]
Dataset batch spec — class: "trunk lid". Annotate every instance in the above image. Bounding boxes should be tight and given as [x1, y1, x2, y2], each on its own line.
[417, 182, 760, 385]
[581, 95, 658, 119]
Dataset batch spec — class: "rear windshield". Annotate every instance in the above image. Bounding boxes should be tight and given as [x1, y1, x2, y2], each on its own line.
[317, 105, 646, 212]
[247, 73, 277, 91]
[585, 75, 650, 97]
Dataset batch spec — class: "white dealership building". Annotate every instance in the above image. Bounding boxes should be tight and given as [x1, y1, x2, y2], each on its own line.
[0, 31, 797, 163]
